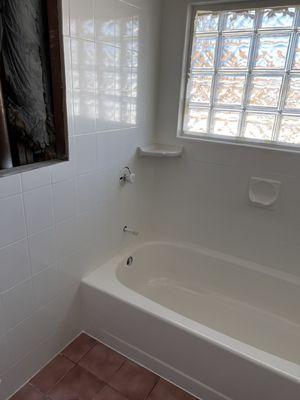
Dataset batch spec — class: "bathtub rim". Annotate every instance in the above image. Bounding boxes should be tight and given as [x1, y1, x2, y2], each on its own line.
[81, 239, 300, 384]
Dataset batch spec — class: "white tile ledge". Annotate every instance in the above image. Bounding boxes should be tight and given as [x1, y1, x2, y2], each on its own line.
[138, 144, 183, 158]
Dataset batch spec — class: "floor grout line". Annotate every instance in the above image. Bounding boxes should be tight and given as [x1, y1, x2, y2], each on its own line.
[145, 379, 160, 400]
[45, 362, 77, 399]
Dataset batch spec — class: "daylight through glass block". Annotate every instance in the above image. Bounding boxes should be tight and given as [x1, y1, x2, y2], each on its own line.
[183, 5, 300, 147]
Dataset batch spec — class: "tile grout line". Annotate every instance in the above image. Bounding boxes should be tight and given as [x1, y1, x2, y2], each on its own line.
[6, 331, 83, 400]
[145, 378, 160, 400]
[30, 355, 77, 398]
[46, 347, 107, 400]
[61, 336, 98, 365]
[44, 362, 77, 400]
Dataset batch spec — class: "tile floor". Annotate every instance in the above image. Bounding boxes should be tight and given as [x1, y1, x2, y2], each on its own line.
[10, 333, 198, 400]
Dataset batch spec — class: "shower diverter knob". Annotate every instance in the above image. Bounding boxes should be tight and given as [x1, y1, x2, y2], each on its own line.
[128, 173, 136, 183]
[120, 167, 135, 184]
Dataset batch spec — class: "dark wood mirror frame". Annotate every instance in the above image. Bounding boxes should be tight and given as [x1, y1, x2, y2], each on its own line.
[0, 0, 68, 175]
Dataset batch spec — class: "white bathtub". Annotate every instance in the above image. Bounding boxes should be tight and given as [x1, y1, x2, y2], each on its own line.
[81, 241, 300, 400]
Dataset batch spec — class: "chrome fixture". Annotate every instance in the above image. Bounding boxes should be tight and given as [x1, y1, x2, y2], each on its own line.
[119, 166, 136, 185]
[123, 225, 139, 236]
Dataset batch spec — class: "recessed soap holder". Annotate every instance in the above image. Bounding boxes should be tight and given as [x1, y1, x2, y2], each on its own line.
[249, 177, 281, 209]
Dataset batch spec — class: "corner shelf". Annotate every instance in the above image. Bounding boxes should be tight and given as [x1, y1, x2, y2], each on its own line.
[138, 144, 183, 158]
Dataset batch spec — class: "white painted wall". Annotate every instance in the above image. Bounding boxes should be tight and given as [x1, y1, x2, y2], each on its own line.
[152, 0, 300, 277]
[0, 0, 161, 397]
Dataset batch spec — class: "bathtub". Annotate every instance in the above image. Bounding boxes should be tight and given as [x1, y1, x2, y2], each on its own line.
[81, 241, 300, 400]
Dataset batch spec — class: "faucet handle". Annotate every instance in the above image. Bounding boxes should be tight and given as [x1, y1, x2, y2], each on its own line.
[120, 167, 135, 185]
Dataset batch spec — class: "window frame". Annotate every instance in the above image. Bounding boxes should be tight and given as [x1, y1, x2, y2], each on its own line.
[177, 0, 300, 153]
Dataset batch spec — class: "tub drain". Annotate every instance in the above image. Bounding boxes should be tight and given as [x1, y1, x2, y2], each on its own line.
[126, 256, 134, 266]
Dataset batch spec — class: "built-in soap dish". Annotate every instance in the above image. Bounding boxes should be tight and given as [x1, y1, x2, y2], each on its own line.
[138, 144, 183, 158]
[249, 177, 281, 209]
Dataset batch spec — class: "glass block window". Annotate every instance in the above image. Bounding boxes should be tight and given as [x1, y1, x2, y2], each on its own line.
[182, 5, 300, 148]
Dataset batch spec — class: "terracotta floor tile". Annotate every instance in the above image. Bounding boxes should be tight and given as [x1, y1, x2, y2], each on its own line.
[10, 336, 197, 400]
[30, 355, 74, 394]
[147, 379, 196, 400]
[62, 333, 98, 363]
[93, 386, 129, 400]
[79, 343, 126, 382]
[10, 384, 45, 400]
[48, 365, 105, 400]
[108, 360, 158, 400]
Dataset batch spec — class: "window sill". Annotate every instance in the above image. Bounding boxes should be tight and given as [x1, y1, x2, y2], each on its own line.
[0, 158, 68, 179]
[178, 132, 300, 155]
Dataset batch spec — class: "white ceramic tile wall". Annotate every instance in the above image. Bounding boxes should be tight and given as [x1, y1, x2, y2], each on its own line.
[152, 0, 300, 278]
[0, 0, 161, 397]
